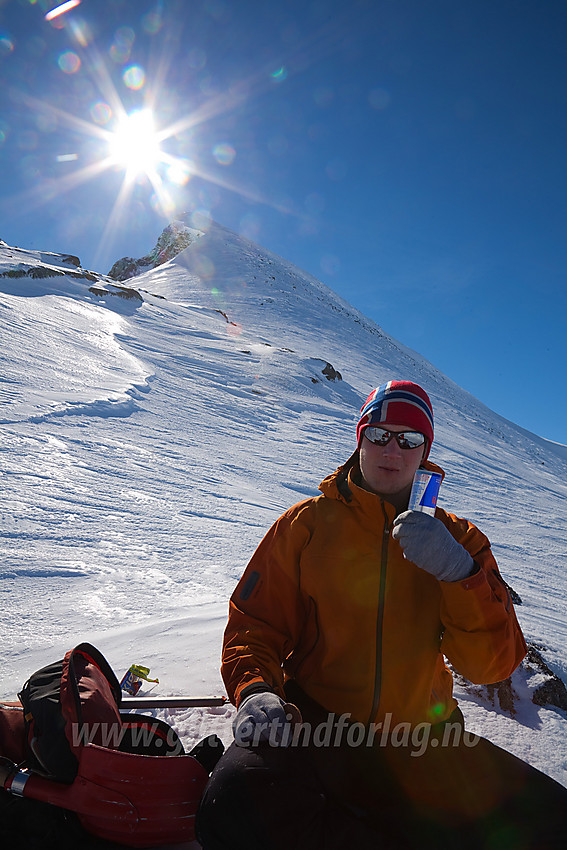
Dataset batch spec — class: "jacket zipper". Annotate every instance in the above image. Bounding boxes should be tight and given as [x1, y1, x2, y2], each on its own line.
[368, 503, 390, 726]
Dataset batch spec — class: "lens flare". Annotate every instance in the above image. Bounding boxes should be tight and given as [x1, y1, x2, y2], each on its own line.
[110, 27, 135, 64]
[90, 102, 112, 125]
[0, 34, 14, 56]
[167, 159, 192, 185]
[116, 26, 135, 46]
[45, 0, 81, 22]
[142, 11, 163, 35]
[271, 66, 287, 82]
[212, 143, 236, 165]
[58, 51, 81, 73]
[110, 43, 130, 63]
[68, 19, 90, 47]
[123, 64, 145, 90]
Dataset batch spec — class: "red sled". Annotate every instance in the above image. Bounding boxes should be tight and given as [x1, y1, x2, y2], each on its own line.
[3, 741, 209, 847]
[1, 643, 227, 846]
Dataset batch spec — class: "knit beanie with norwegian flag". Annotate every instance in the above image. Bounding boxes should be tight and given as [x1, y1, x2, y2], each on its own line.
[356, 381, 435, 459]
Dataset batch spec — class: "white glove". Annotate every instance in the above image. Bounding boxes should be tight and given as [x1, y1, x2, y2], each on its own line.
[392, 511, 474, 582]
[232, 692, 290, 746]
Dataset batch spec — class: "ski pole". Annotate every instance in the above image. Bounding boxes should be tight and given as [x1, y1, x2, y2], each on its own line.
[121, 695, 228, 709]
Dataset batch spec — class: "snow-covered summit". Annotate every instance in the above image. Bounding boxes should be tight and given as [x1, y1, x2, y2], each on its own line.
[0, 220, 566, 786]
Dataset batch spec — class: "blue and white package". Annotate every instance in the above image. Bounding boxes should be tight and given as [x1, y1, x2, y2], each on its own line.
[408, 469, 442, 515]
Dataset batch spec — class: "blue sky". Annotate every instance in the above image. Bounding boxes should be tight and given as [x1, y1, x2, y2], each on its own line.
[1, 0, 566, 444]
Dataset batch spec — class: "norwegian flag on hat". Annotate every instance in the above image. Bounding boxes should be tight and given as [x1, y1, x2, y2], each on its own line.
[356, 381, 434, 456]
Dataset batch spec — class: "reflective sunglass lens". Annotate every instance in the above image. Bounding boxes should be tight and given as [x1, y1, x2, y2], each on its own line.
[365, 428, 424, 449]
[366, 428, 390, 445]
[398, 434, 424, 449]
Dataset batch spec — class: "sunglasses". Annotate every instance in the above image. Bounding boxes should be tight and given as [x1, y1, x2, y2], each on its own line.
[364, 426, 425, 450]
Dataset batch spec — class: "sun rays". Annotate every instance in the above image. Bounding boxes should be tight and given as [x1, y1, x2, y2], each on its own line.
[10, 29, 285, 266]
[6, 0, 345, 269]
[107, 109, 162, 176]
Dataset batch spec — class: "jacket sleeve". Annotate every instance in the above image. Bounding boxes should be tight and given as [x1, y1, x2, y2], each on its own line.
[437, 513, 527, 684]
[221, 504, 312, 706]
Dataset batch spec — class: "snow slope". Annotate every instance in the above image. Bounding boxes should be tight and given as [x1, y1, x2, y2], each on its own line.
[1, 219, 566, 804]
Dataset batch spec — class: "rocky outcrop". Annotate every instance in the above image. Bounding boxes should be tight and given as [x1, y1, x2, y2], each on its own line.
[61, 254, 81, 267]
[108, 220, 203, 281]
[0, 264, 98, 283]
[321, 362, 342, 381]
[526, 644, 567, 711]
[307, 358, 343, 384]
[456, 641, 567, 717]
[0, 253, 142, 304]
[88, 283, 143, 302]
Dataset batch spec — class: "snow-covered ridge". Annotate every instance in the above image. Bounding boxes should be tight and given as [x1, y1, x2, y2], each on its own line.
[0, 241, 151, 424]
[1, 220, 566, 786]
[0, 241, 143, 302]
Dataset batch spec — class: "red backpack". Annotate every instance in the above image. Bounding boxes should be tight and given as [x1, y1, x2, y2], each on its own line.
[1, 642, 223, 847]
[1, 643, 188, 779]
[17, 642, 127, 782]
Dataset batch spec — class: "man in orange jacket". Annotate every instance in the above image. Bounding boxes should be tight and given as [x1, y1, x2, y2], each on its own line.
[197, 381, 567, 849]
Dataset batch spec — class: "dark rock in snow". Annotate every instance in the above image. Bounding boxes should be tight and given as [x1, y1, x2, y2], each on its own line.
[525, 644, 567, 711]
[503, 580, 522, 605]
[453, 642, 567, 717]
[485, 678, 517, 715]
[306, 359, 343, 385]
[89, 284, 143, 302]
[322, 362, 342, 381]
[532, 678, 567, 711]
[61, 254, 81, 267]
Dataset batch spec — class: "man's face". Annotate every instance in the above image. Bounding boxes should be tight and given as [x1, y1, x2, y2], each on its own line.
[359, 423, 426, 505]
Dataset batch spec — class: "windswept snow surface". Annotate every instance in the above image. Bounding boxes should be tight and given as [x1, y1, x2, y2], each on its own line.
[1, 220, 566, 801]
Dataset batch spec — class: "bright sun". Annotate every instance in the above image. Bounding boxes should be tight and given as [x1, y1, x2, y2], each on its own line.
[108, 109, 162, 176]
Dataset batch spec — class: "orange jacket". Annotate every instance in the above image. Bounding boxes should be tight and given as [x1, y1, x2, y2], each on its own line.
[222, 457, 527, 727]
